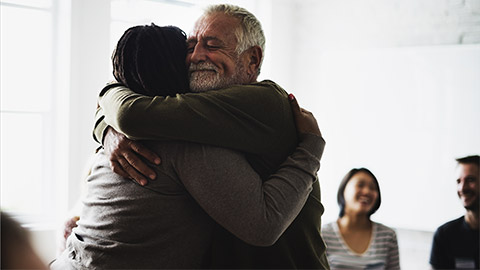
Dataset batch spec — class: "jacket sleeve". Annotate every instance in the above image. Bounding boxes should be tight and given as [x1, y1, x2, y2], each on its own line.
[169, 133, 325, 246]
[94, 81, 297, 156]
[93, 106, 108, 144]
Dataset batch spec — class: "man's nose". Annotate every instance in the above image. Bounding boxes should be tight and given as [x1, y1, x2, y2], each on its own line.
[189, 44, 207, 64]
[458, 179, 467, 193]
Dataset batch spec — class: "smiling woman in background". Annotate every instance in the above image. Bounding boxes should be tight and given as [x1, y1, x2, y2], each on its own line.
[322, 168, 400, 269]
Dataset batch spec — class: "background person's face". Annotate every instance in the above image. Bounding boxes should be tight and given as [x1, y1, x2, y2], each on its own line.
[343, 172, 379, 216]
[456, 163, 479, 211]
[186, 13, 248, 92]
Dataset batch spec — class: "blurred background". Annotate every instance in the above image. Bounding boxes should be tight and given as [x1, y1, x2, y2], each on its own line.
[1, 0, 479, 268]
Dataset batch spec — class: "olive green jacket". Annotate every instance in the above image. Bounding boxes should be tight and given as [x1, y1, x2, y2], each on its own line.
[94, 80, 329, 269]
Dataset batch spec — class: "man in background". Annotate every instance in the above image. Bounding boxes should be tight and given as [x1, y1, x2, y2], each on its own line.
[430, 155, 479, 269]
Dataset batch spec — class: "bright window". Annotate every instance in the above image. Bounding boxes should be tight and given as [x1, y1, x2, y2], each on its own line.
[109, 0, 202, 60]
[0, 0, 57, 223]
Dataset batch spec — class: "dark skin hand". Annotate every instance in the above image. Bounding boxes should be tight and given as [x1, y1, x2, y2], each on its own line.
[103, 127, 161, 186]
[103, 94, 322, 185]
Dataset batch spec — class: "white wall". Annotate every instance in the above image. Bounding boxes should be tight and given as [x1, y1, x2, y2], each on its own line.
[312, 45, 480, 231]
[258, 0, 480, 230]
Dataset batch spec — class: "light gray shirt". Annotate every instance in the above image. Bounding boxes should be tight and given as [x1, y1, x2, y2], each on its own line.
[53, 133, 325, 269]
[322, 221, 400, 270]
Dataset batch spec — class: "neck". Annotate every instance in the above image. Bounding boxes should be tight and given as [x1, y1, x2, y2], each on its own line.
[248, 75, 258, 84]
[338, 213, 371, 230]
[465, 209, 479, 230]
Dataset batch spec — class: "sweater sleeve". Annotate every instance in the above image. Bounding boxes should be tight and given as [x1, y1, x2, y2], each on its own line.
[95, 81, 297, 156]
[171, 133, 325, 246]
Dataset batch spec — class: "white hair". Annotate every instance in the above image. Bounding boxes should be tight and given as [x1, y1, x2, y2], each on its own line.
[203, 4, 265, 75]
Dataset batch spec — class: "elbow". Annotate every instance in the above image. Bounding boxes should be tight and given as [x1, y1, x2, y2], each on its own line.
[232, 210, 292, 247]
[239, 227, 284, 247]
[246, 234, 281, 247]
[255, 234, 281, 247]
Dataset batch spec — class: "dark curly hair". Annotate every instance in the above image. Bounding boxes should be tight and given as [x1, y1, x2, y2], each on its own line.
[112, 23, 189, 96]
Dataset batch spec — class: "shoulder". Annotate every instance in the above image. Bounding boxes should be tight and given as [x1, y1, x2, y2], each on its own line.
[321, 221, 337, 235]
[218, 80, 288, 97]
[372, 222, 399, 251]
[193, 80, 288, 106]
[435, 216, 465, 234]
[257, 79, 282, 88]
[256, 80, 288, 95]
[374, 222, 395, 231]
[321, 222, 340, 246]
[322, 221, 335, 229]
[437, 216, 465, 231]
[373, 222, 398, 238]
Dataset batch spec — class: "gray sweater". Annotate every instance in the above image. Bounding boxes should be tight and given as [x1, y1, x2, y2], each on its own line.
[53, 133, 325, 269]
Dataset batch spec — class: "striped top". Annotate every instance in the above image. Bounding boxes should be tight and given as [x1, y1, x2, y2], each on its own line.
[322, 221, 400, 270]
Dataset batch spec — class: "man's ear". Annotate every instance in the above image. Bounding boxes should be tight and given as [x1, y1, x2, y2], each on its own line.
[245, 46, 262, 79]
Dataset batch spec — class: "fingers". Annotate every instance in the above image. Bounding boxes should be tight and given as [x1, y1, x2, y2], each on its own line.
[288, 93, 322, 136]
[122, 150, 157, 180]
[129, 141, 161, 165]
[104, 127, 158, 185]
[63, 216, 80, 239]
[114, 157, 148, 186]
[289, 93, 313, 116]
[110, 160, 130, 179]
[300, 107, 312, 114]
[288, 93, 301, 113]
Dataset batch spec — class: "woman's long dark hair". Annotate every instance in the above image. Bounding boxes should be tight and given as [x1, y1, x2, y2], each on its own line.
[112, 23, 189, 96]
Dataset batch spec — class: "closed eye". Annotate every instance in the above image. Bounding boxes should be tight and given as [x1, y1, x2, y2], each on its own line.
[206, 45, 220, 50]
[465, 176, 478, 183]
[186, 39, 197, 53]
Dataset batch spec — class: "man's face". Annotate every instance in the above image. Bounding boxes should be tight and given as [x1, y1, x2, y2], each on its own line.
[186, 13, 250, 92]
[456, 163, 479, 211]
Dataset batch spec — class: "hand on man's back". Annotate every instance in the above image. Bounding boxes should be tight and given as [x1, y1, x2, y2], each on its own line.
[104, 127, 161, 186]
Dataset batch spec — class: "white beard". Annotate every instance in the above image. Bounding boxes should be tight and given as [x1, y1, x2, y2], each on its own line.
[189, 61, 248, 92]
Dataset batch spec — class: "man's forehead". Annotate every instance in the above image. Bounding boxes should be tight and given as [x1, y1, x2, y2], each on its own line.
[457, 163, 480, 178]
[187, 35, 222, 44]
[188, 13, 238, 42]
